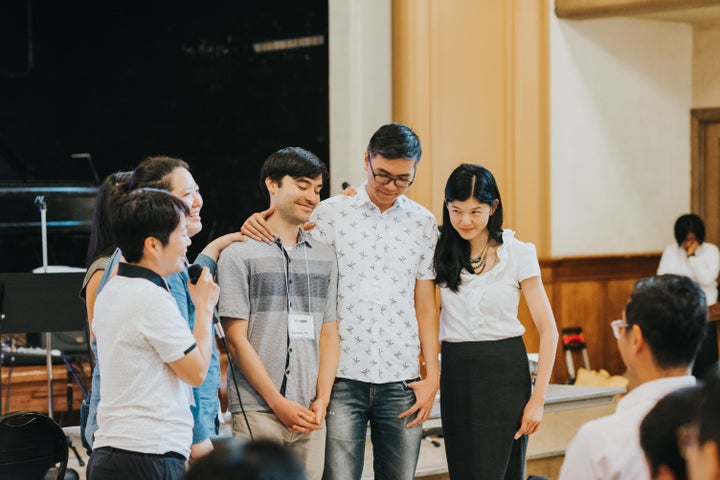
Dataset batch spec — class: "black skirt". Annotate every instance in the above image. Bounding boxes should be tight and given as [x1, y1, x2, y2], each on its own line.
[440, 336, 532, 480]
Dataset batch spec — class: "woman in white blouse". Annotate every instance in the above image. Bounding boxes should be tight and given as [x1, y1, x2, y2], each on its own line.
[658, 214, 719, 305]
[432, 164, 558, 480]
[658, 213, 719, 379]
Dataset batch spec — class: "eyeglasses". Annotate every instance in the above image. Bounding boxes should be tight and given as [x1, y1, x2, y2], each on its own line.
[367, 156, 415, 188]
[610, 319, 630, 339]
[677, 423, 700, 459]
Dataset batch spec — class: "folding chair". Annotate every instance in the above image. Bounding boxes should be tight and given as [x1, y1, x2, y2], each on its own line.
[0, 411, 68, 480]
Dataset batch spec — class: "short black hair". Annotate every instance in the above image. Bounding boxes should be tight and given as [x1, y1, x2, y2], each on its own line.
[111, 188, 188, 263]
[366, 123, 422, 162]
[674, 213, 706, 245]
[183, 439, 306, 480]
[625, 274, 707, 369]
[640, 385, 700, 480]
[259, 147, 327, 202]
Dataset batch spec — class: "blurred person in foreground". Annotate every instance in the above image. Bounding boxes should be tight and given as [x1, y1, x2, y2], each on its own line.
[559, 274, 707, 480]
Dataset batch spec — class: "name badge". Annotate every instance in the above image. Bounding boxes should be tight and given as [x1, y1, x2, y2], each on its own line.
[288, 313, 315, 339]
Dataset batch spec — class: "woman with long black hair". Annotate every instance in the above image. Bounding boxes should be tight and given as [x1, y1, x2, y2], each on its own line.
[433, 164, 558, 480]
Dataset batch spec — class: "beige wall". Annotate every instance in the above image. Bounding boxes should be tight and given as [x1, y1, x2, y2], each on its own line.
[693, 25, 720, 107]
[392, 0, 551, 255]
[339, 1, 709, 257]
[551, 14, 692, 256]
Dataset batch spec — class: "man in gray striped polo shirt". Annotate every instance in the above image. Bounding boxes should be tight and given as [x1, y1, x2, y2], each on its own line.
[217, 147, 339, 480]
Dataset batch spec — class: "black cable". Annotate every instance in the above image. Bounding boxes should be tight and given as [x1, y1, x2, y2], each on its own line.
[215, 327, 253, 440]
[191, 264, 254, 439]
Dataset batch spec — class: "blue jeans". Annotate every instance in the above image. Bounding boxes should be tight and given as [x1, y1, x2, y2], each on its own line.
[84, 339, 101, 449]
[323, 378, 422, 480]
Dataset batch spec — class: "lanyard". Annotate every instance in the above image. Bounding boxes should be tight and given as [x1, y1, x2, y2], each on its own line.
[274, 234, 312, 314]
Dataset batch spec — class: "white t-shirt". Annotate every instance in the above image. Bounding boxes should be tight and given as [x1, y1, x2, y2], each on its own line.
[657, 242, 719, 305]
[93, 272, 196, 458]
[440, 230, 540, 342]
[558, 375, 696, 480]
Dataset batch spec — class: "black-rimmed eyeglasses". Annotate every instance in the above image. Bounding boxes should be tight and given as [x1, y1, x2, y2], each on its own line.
[368, 157, 415, 188]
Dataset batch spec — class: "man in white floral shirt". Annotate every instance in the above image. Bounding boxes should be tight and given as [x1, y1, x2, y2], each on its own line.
[243, 123, 439, 480]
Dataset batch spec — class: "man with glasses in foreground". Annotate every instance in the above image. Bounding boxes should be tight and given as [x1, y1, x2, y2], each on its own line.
[242, 123, 439, 479]
[559, 274, 707, 480]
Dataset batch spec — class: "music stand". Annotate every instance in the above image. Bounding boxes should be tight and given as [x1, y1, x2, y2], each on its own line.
[0, 272, 87, 418]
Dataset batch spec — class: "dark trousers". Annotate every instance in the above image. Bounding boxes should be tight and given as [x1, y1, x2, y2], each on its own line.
[441, 337, 531, 480]
[692, 321, 719, 379]
[87, 447, 186, 480]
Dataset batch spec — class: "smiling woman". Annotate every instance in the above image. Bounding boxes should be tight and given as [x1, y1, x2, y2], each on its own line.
[88, 188, 220, 480]
[433, 163, 558, 480]
[83, 155, 245, 461]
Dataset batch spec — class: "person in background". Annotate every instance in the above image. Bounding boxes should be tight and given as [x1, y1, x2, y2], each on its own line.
[85, 156, 244, 459]
[218, 147, 339, 479]
[658, 213, 719, 379]
[87, 188, 219, 479]
[433, 164, 558, 480]
[79, 171, 131, 452]
[640, 385, 701, 480]
[658, 214, 719, 304]
[559, 274, 707, 480]
[682, 372, 720, 480]
[242, 123, 439, 480]
[81, 171, 131, 331]
[183, 439, 307, 480]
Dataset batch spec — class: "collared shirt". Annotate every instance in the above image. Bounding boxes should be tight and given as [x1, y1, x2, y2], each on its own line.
[558, 375, 696, 480]
[93, 263, 196, 458]
[309, 181, 438, 383]
[440, 230, 539, 342]
[657, 242, 720, 304]
[94, 252, 219, 444]
[218, 227, 338, 411]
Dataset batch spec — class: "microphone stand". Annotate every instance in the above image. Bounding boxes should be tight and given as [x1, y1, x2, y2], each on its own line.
[34, 195, 54, 419]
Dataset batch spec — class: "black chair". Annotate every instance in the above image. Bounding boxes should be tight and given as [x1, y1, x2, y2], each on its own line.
[0, 411, 68, 480]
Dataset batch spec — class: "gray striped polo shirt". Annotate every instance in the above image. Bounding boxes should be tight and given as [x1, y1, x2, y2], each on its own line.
[217, 228, 338, 412]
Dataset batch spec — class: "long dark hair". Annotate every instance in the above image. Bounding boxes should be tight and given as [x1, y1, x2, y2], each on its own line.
[85, 171, 131, 266]
[129, 155, 189, 191]
[433, 164, 504, 292]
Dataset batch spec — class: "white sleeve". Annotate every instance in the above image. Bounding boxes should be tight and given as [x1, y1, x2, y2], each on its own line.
[140, 292, 195, 364]
[558, 423, 606, 480]
[416, 213, 438, 281]
[516, 240, 541, 282]
[688, 243, 720, 291]
[657, 244, 675, 275]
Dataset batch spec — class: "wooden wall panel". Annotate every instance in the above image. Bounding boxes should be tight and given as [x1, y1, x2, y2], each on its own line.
[521, 253, 660, 383]
[555, 0, 720, 19]
[392, 0, 550, 255]
[1, 364, 90, 420]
